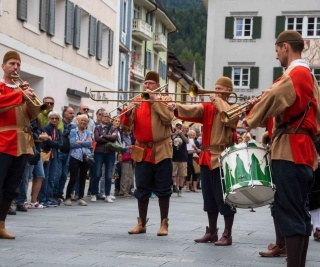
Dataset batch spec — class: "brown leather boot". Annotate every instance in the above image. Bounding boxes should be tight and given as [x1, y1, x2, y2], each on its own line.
[194, 226, 218, 243]
[157, 218, 169, 236]
[214, 229, 232, 246]
[259, 243, 287, 257]
[0, 221, 15, 239]
[128, 217, 149, 234]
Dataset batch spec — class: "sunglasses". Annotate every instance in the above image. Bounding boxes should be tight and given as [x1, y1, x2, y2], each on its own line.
[45, 102, 54, 105]
[50, 117, 59, 120]
[82, 108, 89, 111]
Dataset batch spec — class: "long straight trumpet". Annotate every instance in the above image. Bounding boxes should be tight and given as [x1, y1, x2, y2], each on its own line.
[89, 84, 168, 114]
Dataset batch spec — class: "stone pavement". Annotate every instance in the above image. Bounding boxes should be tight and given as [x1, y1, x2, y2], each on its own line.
[0, 187, 319, 267]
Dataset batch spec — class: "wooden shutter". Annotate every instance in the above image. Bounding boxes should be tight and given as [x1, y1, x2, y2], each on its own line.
[96, 21, 103, 60]
[108, 29, 114, 66]
[39, 0, 49, 32]
[88, 15, 97, 56]
[275, 16, 286, 38]
[250, 67, 259, 89]
[65, 0, 74, 45]
[73, 5, 81, 49]
[252, 16, 262, 39]
[223, 66, 232, 78]
[17, 0, 28, 21]
[273, 67, 283, 81]
[225, 17, 234, 39]
[47, 0, 56, 36]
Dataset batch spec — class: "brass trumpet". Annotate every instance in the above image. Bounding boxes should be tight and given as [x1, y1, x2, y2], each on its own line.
[221, 94, 262, 122]
[188, 83, 243, 104]
[89, 83, 168, 114]
[11, 71, 50, 114]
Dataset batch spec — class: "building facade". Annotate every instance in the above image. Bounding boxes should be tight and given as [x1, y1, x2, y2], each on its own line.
[0, 0, 119, 117]
[203, 0, 320, 140]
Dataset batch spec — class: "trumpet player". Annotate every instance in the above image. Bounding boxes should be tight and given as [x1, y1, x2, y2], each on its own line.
[242, 30, 320, 267]
[0, 50, 40, 239]
[168, 77, 239, 246]
[120, 71, 174, 236]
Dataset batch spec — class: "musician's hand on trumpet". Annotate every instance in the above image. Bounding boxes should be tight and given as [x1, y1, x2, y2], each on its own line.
[167, 102, 176, 112]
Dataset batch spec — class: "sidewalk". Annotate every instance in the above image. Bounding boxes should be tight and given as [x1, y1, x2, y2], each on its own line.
[0, 188, 319, 267]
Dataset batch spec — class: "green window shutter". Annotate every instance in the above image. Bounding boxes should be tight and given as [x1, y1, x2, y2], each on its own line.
[223, 66, 232, 78]
[108, 29, 114, 66]
[273, 67, 283, 81]
[73, 5, 81, 49]
[252, 16, 262, 39]
[250, 67, 259, 89]
[65, 0, 74, 45]
[275, 16, 286, 38]
[96, 21, 102, 60]
[17, 0, 28, 21]
[225, 17, 234, 39]
[47, 0, 56, 36]
[88, 15, 97, 56]
[39, 0, 49, 32]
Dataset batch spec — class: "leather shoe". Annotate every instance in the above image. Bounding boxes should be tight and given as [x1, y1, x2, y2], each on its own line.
[314, 228, 320, 241]
[214, 229, 232, 246]
[259, 243, 287, 257]
[194, 226, 218, 243]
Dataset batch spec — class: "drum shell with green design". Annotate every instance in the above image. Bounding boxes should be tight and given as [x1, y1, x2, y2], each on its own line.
[219, 142, 275, 208]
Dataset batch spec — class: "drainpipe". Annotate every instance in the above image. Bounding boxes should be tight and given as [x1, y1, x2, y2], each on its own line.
[144, 4, 158, 77]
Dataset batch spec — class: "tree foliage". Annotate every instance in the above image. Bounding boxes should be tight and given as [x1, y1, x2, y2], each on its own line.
[160, 0, 207, 75]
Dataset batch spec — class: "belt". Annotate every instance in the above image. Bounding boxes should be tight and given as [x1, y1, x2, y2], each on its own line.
[282, 128, 311, 136]
[0, 125, 31, 133]
[201, 144, 232, 151]
[136, 137, 171, 160]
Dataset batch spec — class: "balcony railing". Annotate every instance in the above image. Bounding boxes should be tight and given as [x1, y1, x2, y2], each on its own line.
[132, 19, 152, 41]
[132, 61, 144, 79]
[153, 32, 167, 51]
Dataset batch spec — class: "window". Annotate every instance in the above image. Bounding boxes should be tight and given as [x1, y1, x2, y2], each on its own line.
[312, 69, 320, 86]
[307, 17, 320, 37]
[146, 13, 153, 30]
[287, 17, 303, 33]
[17, 0, 40, 34]
[276, 15, 320, 38]
[133, 4, 140, 19]
[235, 18, 252, 38]
[225, 16, 261, 39]
[223, 66, 259, 89]
[51, 0, 66, 45]
[159, 60, 167, 80]
[122, 1, 127, 33]
[146, 50, 152, 70]
[233, 67, 249, 87]
[96, 21, 113, 67]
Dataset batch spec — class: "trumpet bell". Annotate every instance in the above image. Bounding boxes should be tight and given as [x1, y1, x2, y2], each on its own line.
[188, 83, 199, 97]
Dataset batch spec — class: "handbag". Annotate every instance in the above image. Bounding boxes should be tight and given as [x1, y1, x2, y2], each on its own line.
[83, 152, 95, 165]
[192, 159, 200, 174]
[41, 150, 52, 163]
[122, 152, 131, 161]
[105, 137, 123, 152]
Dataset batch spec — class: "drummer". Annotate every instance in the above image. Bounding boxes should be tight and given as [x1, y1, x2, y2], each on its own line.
[168, 77, 239, 245]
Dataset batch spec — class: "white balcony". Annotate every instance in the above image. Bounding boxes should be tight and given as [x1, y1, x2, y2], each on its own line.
[132, 19, 152, 41]
[132, 61, 144, 80]
[153, 32, 167, 52]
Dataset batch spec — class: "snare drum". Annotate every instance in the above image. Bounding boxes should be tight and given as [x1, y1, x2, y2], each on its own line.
[219, 142, 275, 208]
